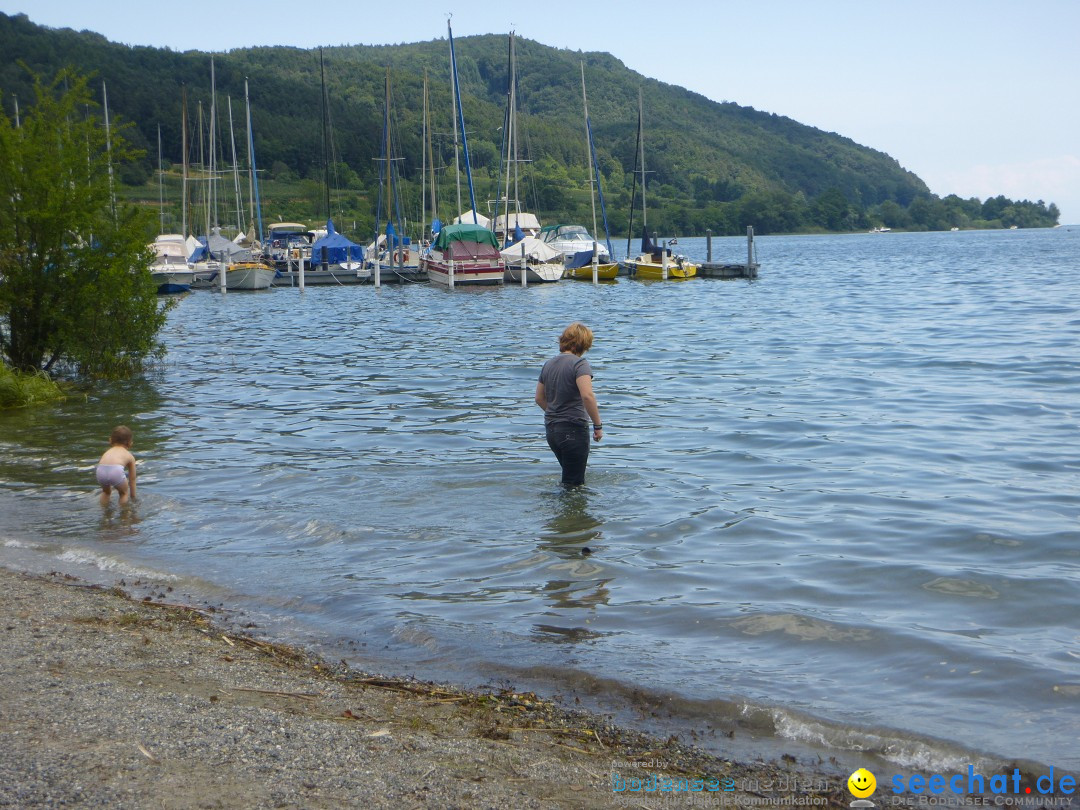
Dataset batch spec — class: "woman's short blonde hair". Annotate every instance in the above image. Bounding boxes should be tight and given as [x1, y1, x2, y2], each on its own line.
[559, 322, 594, 355]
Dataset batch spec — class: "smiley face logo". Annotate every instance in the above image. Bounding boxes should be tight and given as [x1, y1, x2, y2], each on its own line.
[848, 768, 876, 798]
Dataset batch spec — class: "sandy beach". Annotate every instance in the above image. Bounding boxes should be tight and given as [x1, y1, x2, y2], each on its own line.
[0, 566, 855, 809]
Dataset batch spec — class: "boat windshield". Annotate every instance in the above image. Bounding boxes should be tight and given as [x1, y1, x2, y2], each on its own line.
[546, 225, 592, 243]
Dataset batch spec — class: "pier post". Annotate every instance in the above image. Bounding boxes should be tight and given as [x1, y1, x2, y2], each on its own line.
[707, 229, 712, 263]
[592, 241, 598, 285]
[220, 258, 227, 293]
[521, 241, 527, 288]
[448, 257, 455, 289]
[374, 249, 382, 289]
[662, 239, 669, 281]
[299, 255, 305, 291]
[746, 225, 754, 273]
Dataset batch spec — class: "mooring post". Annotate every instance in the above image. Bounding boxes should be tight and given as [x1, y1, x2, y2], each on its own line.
[662, 239, 669, 281]
[374, 247, 382, 289]
[592, 241, 599, 285]
[707, 229, 713, 263]
[298, 255, 305, 291]
[448, 256, 455, 290]
[747, 225, 754, 273]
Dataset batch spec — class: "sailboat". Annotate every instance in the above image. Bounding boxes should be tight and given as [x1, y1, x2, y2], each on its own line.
[497, 32, 561, 284]
[366, 66, 424, 282]
[558, 62, 619, 281]
[222, 89, 274, 290]
[619, 89, 697, 280]
[149, 125, 194, 293]
[274, 51, 366, 285]
[421, 19, 505, 287]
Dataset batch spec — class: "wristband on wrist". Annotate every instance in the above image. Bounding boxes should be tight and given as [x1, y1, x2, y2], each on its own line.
[593, 424, 603, 429]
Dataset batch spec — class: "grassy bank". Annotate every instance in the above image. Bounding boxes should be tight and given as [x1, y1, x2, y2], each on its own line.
[0, 364, 66, 408]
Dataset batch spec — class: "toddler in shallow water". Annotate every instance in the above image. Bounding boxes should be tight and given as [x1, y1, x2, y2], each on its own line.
[96, 426, 137, 506]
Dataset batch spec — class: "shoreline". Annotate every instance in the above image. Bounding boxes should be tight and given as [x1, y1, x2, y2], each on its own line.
[1, 566, 853, 809]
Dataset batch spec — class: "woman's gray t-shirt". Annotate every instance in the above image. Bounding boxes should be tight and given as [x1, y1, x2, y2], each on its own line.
[539, 353, 593, 425]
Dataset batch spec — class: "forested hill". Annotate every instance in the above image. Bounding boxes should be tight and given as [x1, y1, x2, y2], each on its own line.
[0, 12, 1059, 236]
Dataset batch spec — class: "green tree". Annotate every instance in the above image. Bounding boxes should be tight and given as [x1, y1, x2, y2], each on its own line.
[0, 68, 170, 376]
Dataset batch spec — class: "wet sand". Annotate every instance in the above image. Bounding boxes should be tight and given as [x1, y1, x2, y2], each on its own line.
[0, 566, 855, 808]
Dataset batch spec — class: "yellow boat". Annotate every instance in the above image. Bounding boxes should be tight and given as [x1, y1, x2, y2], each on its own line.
[622, 90, 698, 281]
[626, 254, 698, 280]
[564, 261, 619, 281]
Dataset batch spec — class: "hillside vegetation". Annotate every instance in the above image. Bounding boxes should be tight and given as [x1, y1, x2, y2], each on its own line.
[0, 13, 1060, 241]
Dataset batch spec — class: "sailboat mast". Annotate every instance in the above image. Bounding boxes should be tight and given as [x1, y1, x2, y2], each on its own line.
[102, 81, 115, 222]
[447, 20, 478, 223]
[384, 66, 391, 237]
[581, 62, 598, 242]
[638, 88, 647, 234]
[209, 56, 218, 234]
[181, 86, 188, 238]
[510, 33, 520, 231]
[157, 125, 165, 233]
[197, 100, 207, 239]
[227, 96, 244, 234]
[319, 48, 331, 221]
[421, 69, 427, 243]
[425, 70, 438, 234]
[499, 32, 514, 237]
[625, 91, 641, 259]
[245, 78, 263, 245]
[448, 23, 462, 218]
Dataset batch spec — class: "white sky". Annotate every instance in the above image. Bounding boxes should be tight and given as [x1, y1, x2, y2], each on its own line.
[4, 0, 1078, 223]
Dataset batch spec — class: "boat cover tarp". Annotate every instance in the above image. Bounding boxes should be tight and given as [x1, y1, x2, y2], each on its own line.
[500, 235, 561, 263]
[565, 249, 608, 270]
[206, 231, 251, 261]
[310, 219, 364, 264]
[185, 235, 203, 260]
[493, 212, 541, 233]
[433, 223, 500, 251]
[641, 227, 659, 255]
[187, 236, 208, 263]
[444, 241, 502, 260]
[385, 221, 411, 250]
[452, 210, 491, 229]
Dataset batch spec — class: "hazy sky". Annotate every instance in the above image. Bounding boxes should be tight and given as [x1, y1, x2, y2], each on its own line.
[4, 0, 1078, 223]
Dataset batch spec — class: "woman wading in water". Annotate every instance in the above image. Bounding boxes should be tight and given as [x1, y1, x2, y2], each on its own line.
[535, 322, 604, 487]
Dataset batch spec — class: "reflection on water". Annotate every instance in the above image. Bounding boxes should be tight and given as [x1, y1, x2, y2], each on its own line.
[2, 228, 1080, 772]
[96, 502, 143, 541]
[536, 488, 611, 615]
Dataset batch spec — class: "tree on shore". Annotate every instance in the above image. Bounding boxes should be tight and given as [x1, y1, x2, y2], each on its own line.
[0, 67, 170, 378]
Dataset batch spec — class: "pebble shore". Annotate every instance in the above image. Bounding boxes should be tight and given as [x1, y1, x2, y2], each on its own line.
[0, 567, 851, 809]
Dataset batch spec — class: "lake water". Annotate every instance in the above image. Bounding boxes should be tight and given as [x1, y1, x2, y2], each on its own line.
[2, 228, 1078, 775]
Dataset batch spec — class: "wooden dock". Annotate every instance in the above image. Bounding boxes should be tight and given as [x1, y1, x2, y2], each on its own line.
[698, 261, 758, 278]
[699, 226, 759, 279]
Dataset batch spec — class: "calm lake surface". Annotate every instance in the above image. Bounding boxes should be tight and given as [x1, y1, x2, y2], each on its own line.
[3, 228, 1078, 773]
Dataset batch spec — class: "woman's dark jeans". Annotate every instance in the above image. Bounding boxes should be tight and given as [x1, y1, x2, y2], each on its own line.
[546, 420, 591, 486]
